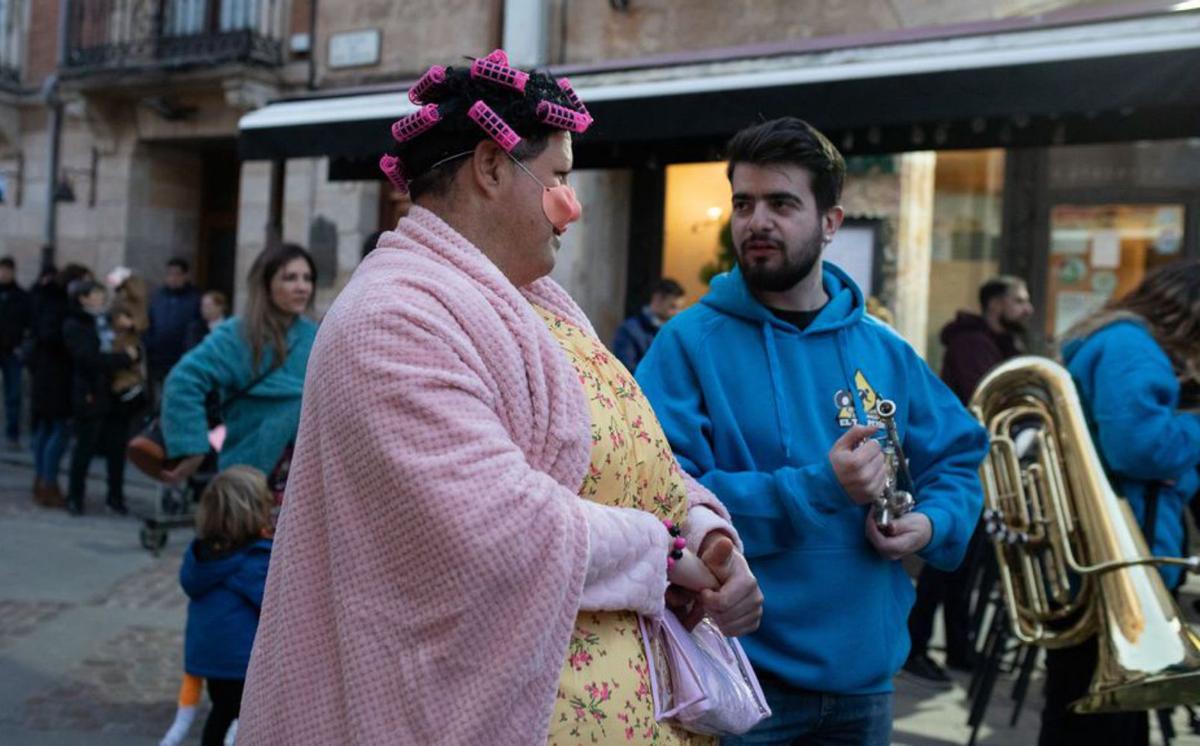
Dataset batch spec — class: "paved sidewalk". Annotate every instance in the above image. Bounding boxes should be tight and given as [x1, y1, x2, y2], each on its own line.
[2, 446, 1199, 745]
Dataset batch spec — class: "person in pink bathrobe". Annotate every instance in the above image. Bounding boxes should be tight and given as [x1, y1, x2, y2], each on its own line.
[236, 51, 763, 745]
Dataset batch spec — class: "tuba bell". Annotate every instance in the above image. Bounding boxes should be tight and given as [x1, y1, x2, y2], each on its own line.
[972, 356, 1200, 713]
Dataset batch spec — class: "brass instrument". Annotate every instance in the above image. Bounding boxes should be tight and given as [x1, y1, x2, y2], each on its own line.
[972, 356, 1200, 713]
[873, 399, 915, 531]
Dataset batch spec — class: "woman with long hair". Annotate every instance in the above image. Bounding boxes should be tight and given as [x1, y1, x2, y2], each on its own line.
[1040, 259, 1200, 746]
[160, 243, 317, 481]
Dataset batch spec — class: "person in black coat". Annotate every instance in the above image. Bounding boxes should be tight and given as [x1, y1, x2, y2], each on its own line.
[0, 256, 32, 446]
[28, 263, 91, 505]
[146, 258, 202, 398]
[63, 279, 140, 515]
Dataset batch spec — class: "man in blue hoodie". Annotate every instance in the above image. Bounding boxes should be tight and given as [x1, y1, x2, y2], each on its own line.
[637, 118, 988, 745]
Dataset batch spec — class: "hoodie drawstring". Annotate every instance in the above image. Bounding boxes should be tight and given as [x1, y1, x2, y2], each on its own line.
[834, 329, 865, 424]
[762, 322, 792, 459]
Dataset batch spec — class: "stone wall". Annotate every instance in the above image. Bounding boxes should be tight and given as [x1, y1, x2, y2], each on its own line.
[552, 0, 1128, 65]
[315, 0, 502, 87]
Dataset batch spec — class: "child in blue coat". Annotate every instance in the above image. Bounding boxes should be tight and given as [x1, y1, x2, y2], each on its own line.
[179, 466, 274, 746]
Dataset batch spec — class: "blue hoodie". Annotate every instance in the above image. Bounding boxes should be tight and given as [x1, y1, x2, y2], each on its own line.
[636, 264, 988, 694]
[181, 538, 272, 679]
[1061, 321, 1200, 590]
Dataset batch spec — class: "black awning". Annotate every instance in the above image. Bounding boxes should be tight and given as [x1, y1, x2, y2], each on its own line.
[241, 45, 1200, 176]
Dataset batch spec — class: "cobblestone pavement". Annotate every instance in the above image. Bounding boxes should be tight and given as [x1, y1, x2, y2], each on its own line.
[0, 448, 200, 746]
[2, 446, 1200, 745]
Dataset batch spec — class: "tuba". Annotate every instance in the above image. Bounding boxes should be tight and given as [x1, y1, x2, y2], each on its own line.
[972, 356, 1200, 713]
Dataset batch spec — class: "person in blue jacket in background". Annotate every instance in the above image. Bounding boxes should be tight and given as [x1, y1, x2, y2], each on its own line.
[1041, 259, 1200, 746]
[636, 117, 988, 745]
[180, 466, 274, 746]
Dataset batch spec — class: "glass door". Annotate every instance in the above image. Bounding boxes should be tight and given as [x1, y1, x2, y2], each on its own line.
[1045, 203, 1185, 346]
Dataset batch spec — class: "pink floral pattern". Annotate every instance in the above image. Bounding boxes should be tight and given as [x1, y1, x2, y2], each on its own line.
[537, 307, 710, 746]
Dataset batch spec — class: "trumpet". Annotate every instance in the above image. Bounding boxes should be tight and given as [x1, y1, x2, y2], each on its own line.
[873, 399, 915, 531]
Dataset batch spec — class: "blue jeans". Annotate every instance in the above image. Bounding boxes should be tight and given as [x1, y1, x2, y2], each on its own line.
[32, 419, 68, 483]
[721, 676, 892, 746]
[1, 352, 20, 441]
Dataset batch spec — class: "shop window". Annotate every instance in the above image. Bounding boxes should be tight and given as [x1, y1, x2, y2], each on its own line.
[925, 150, 1005, 371]
[1045, 203, 1185, 345]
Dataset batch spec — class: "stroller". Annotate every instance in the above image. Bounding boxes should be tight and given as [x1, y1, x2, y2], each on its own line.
[129, 417, 224, 555]
[136, 451, 218, 554]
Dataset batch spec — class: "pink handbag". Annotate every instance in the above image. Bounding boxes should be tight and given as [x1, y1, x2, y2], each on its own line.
[638, 612, 772, 736]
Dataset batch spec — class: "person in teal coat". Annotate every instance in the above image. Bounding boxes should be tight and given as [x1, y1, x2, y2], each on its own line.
[161, 243, 317, 480]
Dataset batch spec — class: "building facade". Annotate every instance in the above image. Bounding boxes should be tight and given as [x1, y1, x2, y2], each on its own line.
[4, 0, 1199, 362]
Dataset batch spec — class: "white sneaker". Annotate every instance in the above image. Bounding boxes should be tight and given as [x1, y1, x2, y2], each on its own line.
[224, 718, 238, 746]
[159, 705, 196, 746]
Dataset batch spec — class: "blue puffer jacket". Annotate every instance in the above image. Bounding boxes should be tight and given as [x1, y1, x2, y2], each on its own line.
[181, 538, 272, 679]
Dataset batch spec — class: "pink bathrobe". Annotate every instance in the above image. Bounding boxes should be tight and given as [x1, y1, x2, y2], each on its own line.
[238, 207, 737, 745]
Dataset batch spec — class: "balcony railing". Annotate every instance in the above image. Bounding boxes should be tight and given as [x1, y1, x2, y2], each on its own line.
[64, 0, 283, 73]
[0, 0, 22, 89]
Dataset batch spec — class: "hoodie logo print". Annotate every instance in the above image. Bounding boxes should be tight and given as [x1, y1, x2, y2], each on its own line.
[835, 369, 889, 430]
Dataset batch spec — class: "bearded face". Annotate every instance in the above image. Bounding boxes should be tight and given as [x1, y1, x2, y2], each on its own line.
[729, 162, 836, 294]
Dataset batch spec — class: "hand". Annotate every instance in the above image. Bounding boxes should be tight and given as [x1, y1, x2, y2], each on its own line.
[125, 346, 140, 362]
[695, 535, 763, 637]
[829, 424, 886, 505]
[865, 511, 932, 561]
[161, 454, 205, 484]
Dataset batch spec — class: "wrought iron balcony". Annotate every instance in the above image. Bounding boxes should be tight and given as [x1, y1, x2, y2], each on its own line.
[64, 0, 284, 74]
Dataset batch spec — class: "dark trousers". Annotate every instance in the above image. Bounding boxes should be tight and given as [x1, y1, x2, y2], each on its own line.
[67, 410, 130, 509]
[1039, 637, 1148, 746]
[202, 677, 244, 746]
[1, 352, 20, 441]
[908, 525, 984, 662]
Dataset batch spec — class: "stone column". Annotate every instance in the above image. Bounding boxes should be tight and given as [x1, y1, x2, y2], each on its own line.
[893, 151, 937, 358]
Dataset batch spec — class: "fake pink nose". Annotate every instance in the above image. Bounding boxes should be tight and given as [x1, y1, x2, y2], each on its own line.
[544, 185, 582, 233]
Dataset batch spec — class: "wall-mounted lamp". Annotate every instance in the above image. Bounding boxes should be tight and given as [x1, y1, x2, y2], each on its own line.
[0, 153, 23, 207]
[691, 205, 725, 233]
[56, 148, 98, 207]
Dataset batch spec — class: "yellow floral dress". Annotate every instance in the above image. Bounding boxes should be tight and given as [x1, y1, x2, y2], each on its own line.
[535, 306, 712, 746]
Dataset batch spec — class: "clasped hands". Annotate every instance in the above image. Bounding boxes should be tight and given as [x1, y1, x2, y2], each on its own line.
[829, 423, 932, 560]
[666, 532, 763, 637]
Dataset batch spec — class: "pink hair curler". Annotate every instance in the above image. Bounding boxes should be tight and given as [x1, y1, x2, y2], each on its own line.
[470, 57, 529, 93]
[408, 65, 447, 105]
[390, 104, 441, 144]
[536, 100, 592, 133]
[556, 78, 589, 116]
[483, 49, 509, 65]
[468, 100, 522, 152]
[378, 154, 408, 193]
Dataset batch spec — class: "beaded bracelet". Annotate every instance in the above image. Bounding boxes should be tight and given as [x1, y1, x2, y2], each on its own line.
[664, 519, 686, 570]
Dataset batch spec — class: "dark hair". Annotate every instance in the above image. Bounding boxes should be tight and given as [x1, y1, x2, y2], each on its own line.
[725, 117, 845, 214]
[0, 256, 14, 270]
[56, 263, 92, 289]
[388, 60, 580, 200]
[1110, 260, 1200, 381]
[167, 257, 190, 273]
[244, 243, 316, 373]
[649, 278, 684, 300]
[361, 230, 384, 260]
[68, 279, 103, 305]
[979, 275, 1026, 311]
